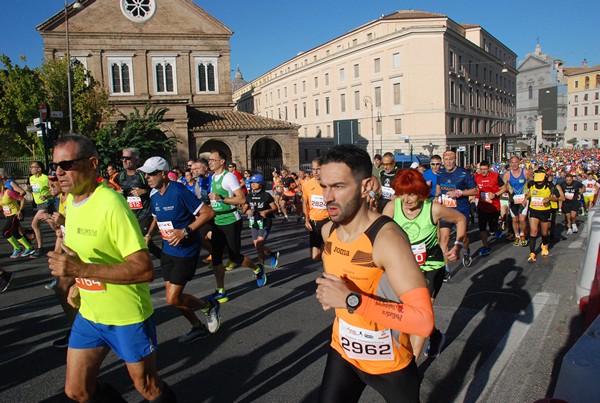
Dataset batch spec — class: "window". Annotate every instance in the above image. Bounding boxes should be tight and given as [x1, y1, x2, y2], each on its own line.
[574, 107, 578, 117]
[575, 95, 579, 102]
[575, 80, 579, 88]
[595, 122, 598, 130]
[340, 94, 346, 112]
[120, 0, 156, 23]
[354, 91, 360, 111]
[450, 80, 455, 104]
[195, 57, 218, 93]
[325, 73, 329, 86]
[374, 58, 381, 73]
[449, 50, 454, 69]
[339, 68, 345, 81]
[393, 83, 401, 105]
[314, 77, 318, 89]
[459, 84, 464, 106]
[449, 117, 456, 134]
[574, 124, 578, 131]
[393, 53, 400, 69]
[315, 99, 319, 116]
[152, 57, 176, 94]
[302, 102, 307, 118]
[585, 106, 588, 115]
[584, 94, 589, 101]
[596, 92, 599, 100]
[293, 83, 297, 94]
[596, 105, 599, 115]
[294, 104, 298, 119]
[277, 89, 280, 99]
[584, 123, 588, 131]
[376, 120, 382, 135]
[325, 97, 330, 114]
[585, 76, 590, 89]
[108, 57, 134, 95]
[395, 119, 402, 134]
[528, 85, 533, 100]
[374, 87, 381, 107]
[354, 64, 360, 78]
[469, 87, 474, 107]
[302, 81, 306, 92]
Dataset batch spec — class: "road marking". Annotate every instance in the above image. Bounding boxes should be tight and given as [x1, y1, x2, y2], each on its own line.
[455, 292, 559, 401]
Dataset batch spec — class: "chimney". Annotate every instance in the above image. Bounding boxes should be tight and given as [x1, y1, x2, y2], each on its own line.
[582, 58, 588, 67]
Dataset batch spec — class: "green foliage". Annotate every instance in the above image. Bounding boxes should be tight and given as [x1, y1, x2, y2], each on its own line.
[93, 104, 178, 168]
[0, 55, 45, 157]
[566, 137, 578, 146]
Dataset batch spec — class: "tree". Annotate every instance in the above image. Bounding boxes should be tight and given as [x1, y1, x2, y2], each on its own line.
[0, 55, 45, 157]
[94, 104, 178, 168]
[566, 137, 578, 146]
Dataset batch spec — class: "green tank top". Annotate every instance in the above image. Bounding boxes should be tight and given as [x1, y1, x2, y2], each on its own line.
[210, 172, 239, 226]
[392, 198, 444, 272]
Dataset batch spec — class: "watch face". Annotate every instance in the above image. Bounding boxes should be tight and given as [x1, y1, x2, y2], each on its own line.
[347, 294, 360, 307]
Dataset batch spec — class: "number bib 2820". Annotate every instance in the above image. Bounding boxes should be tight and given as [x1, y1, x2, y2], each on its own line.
[338, 318, 394, 361]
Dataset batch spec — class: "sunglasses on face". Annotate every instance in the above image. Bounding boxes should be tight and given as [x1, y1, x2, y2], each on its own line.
[49, 156, 90, 172]
[431, 162, 441, 166]
[121, 156, 132, 161]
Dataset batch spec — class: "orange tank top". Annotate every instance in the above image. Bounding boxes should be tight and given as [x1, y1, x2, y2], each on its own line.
[322, 216, 414, 375]
[302, 177, 329, 221]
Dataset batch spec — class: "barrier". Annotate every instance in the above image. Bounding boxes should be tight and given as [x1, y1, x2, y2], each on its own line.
[553, 315, 600, 402]
[583, 246, 600, 328]
[576, 223, 600, 304]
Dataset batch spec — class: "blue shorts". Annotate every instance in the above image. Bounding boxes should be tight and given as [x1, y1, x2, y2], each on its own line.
[69, 313, 158, 363]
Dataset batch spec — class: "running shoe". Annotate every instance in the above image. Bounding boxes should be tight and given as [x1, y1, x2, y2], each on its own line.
[0, 271, 15, 293]
[29, 249, 41, 259]
[566, 228, 573, 235]
[9, 249, 22, 259]
[255, 263, 267, 287]
[178, 325, 210, 344]
[225, 261, 238, 271]
[581, 211, 586, 216]
[211, 289, 230, 304]
[527, 252, 537, 263]
[45, 278, 58, 290]
[442, 268, 451, 282]
[270, 251, 280, 269]
[478, 247, 491, 256]
[520, 237, 528, 247]
[513, 237, 520, 246]
[52, 330, 71, 348]
[424, 329, 446, 358]
[283, 216, 291, 223]
[572, 223, 578, 233]
[204, 301, 221, 334]
[202, 255, 212, 264]
[495, 230, 503, 239]
[462, 251, 472, 267]
[21, 248, 36, 258]
[541, 244, 549, 256]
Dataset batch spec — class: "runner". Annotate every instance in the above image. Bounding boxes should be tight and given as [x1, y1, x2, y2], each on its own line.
[106, 163, 121, 191]
[423, 154, 442, 199]
[207, 150, 267, 303]
[242, 174, 279, 268]
[378, 152, 397, 211]
[302, 157, 329, 261]
[28, 161, 53, 258]
[581, 171, 599, 214]
[436, 150, 477, 270]
[47, 134, 175, 402]
[525, 170, 560, 262]
[474, 160, 507, 256]
[558, 173, 583, 235]
[503, 156, 532, 247]
[383, 168, 466, 359]
[280, 169, 301, 222]
[140, 156, 221, 343]
[315, 144, 433, 402]
[1, 175, 34, 258]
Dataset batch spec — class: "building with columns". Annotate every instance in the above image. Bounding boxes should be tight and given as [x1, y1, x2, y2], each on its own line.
[233, 10, 517, 166]
[36, 0, 299, 172]
[516, 44, 568, 155]
[563, 61, 600, 147]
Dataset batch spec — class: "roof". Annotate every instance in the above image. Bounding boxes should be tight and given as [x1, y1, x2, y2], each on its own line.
[563, 65, 600, 76]
[188, 109, 299, 132]
[380, 10, 447, 20]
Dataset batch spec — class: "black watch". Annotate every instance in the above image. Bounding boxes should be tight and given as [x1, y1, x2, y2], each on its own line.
[182, 226, 192, 238]
[346, 292, 362, 314]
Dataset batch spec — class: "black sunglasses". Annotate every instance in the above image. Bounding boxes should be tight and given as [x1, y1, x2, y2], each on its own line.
[145, 170, 162, 176]
[121, 156, 132, 161]
[49, 156, 90, 172]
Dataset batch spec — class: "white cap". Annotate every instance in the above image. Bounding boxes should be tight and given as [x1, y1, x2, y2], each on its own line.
[410, 162, 419, 169]
[138, 156, 169, 173]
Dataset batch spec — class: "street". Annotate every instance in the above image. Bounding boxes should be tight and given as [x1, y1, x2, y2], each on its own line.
[0, 212, 585, 402]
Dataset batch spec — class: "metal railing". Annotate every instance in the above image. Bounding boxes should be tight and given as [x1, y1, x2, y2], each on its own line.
[0, 156, 46, 179]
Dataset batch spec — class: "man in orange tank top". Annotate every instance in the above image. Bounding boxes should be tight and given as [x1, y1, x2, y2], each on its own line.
[315, 144, 434, 402]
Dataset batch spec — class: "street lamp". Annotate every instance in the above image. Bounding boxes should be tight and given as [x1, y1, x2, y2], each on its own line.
[65, 0, 82, 133]
[363, 96, 375, 157]
[423, 142, 438, 157]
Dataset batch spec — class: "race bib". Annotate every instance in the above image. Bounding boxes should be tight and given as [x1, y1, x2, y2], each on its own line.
[564, 192, 574, 200]
[310, 195, 326, 210]
[480, 192, 493, 203]
[75, 277, 105, 292]
[31, 184, 40, 193]
[411, 242, 427, 266]
[338, 318, 394, 361]
[157, 221, 174, 240]
[513, 194, 525, 204]
[2, 206, 10, 215]
[381, 186, 394, 200]
[441, 194, 457, 208]
[531, 197, 545, 208]
[127, 196, 143, 210]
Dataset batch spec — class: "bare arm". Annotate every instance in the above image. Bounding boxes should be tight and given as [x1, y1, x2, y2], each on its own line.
[382, 198, 395, 218]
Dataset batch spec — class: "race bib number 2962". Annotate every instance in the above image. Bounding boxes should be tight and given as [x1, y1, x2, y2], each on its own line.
[338, 318, 394, 361]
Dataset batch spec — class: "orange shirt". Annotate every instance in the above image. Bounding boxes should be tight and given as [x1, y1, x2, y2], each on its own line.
[302, 177, 329, 221]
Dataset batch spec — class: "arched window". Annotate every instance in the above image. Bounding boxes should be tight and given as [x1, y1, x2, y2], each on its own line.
[528, 85, 533, 99]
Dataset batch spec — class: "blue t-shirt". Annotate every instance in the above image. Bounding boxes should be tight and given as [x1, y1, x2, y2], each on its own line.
[194, 174, 212, 203]
[437, 167, 476, 217]
[150, 181, 202, 258]
[422, 169, 438, 198]
[3, 179, 14, 190]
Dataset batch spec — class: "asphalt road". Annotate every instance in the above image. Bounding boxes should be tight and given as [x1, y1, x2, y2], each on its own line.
[0, 210, 587, 402]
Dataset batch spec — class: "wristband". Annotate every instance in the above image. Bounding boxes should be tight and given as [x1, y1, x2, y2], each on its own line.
[455, 189, 463, 197]
[454, 241, 464, 247]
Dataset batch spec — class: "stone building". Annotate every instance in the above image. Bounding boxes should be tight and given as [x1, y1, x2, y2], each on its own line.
[233, 10, 517, 166]
[36, 0, 299, 172]
[563, 61, 600, 147]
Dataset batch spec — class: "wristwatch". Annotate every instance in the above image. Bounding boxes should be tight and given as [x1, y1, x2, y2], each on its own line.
[346, 292, 362, 314]
[182, 226, 192, 238]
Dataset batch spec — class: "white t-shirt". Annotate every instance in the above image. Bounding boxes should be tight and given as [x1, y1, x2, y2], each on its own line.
[211, 171, 241, 197]
[582, 179, 598, 197]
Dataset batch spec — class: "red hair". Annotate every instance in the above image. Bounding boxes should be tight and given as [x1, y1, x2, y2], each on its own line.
[392, 169, 429, 201]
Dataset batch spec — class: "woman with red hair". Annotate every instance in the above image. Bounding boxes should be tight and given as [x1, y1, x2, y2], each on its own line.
[383, 168, 467, 360]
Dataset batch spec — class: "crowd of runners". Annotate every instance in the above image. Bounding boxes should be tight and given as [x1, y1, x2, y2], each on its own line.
[0, 138, 599, 401]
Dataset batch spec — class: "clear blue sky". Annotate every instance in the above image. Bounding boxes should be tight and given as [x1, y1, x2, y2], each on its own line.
[1, 0, 599, 82]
